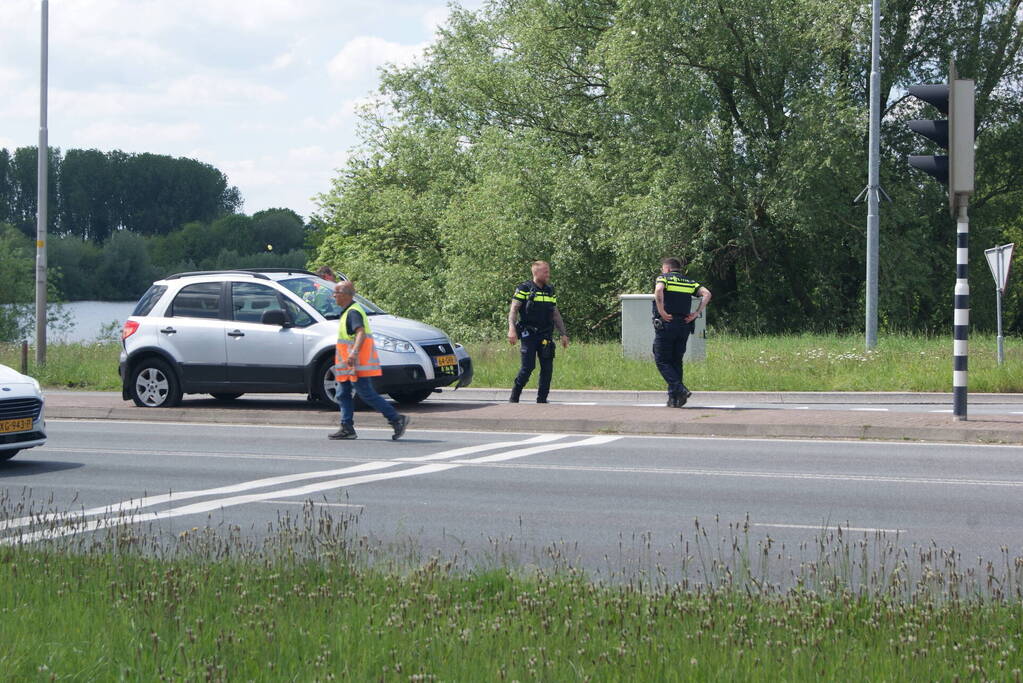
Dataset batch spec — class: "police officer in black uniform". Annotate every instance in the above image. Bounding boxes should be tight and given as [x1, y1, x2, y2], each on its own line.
[507, 260, 569, 403]
[653, 257, 712, 407]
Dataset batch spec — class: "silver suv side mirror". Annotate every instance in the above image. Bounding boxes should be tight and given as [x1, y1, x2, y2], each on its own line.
[260, 309, 291, 327]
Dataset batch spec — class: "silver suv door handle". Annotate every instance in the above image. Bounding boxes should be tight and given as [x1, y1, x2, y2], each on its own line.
[227, 330, 245, 337]
[160, 326, 176, 334]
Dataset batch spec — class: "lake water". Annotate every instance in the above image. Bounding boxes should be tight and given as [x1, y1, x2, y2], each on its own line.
[48, 301, 137, 343]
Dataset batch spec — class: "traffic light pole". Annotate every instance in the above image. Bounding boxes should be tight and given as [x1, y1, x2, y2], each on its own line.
[953, 202, 969, 421]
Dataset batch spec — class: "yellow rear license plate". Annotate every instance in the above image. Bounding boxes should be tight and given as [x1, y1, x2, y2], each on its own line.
[435, 354, 457, 367]
[0, 417, 32, 434]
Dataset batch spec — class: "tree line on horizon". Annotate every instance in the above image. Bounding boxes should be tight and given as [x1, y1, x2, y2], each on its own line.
[313, 0, 1023, 341]
[0, 147, 313, 341]
[0, 147, 241, 241]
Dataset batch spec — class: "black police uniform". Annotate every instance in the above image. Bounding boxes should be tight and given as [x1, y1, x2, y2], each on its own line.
[510, 281, 558, 403]
[652, 271, 702, 406]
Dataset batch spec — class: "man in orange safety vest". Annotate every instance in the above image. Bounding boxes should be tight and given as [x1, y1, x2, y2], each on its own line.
[329, 280, 410, 441]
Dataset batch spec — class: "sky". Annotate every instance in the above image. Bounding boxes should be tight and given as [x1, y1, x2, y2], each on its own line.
[1, 0, 479, 222]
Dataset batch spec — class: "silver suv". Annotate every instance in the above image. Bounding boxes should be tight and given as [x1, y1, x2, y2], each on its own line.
[118, 269, 473, 408]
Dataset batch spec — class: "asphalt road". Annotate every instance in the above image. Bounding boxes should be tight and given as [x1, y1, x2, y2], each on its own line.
[5, 419, 1023, 585]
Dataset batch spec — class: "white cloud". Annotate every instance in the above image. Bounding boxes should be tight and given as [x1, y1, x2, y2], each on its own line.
[0, 0, 484, 219]
[327, 36, 429, 83]
[221, 145, 349, 218]
[72, 121, 203, 150]
[164, 74, 287, 106]
[422, 5, 453, 35]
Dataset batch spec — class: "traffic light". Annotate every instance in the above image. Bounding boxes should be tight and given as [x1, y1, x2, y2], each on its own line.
[907, 61, 974, 215]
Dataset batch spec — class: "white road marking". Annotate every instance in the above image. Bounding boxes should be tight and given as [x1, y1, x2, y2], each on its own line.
[435, 460, 1023, 490]
[0, 434, 563, 534]
[456, 435, 620, 464]
[4, 435, 621, 544]
[852, 408, 889, 412]
[50, 419, 1023, 448]
[706, 405, 737, 409]
[562, 402, 598, 406]
[261, 500, 363, 509]
[930, 409, 953, 413]
[794, 406, 810, 410]
[753, 522, 906, 534]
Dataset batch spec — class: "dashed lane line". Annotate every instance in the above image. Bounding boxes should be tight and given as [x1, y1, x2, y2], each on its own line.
[753, 522, 906, 534]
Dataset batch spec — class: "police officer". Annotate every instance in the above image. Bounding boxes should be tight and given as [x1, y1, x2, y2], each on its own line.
[507, 261, 569, 403]
[653, 257, 711, 408]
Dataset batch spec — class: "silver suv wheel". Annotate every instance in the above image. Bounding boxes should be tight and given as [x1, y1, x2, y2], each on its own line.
[130, 358, 182, 408]
[136, 367, 169, 406]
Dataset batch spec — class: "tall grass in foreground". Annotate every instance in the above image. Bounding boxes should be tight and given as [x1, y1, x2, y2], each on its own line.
[3, 334, 1023, 392]
[2, 502, 1023, 680]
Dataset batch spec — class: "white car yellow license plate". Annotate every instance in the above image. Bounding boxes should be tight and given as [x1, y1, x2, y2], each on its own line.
[0, 417, 32, 434]
[434, 354, 457, 368]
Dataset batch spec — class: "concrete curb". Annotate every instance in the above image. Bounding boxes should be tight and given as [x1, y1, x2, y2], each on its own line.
[447, 388, 1023, 405]
[47, 400, 1023, 446]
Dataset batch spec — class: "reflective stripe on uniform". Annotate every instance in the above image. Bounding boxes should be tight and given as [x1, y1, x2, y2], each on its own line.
[663, 283, 698, 293]
[513, 291, 557, 304]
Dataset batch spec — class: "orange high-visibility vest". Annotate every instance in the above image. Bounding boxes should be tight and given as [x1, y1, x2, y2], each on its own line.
[334, 302, 383, 382]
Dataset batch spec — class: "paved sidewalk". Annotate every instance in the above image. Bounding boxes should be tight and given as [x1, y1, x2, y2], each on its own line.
[44, 390, 1023, 445]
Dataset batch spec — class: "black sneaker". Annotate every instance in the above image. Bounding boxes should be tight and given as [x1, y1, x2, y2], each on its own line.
[675, 389, 692, 408]
[328, 424, 357, 440]
[390, 415, 410, 440]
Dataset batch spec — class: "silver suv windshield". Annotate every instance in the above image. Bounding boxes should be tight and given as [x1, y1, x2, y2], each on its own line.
[278, 276, 386, 319]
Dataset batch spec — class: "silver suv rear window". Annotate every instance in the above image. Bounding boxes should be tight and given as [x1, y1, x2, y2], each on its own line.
[132, 285, 167, 316]
[170, 283, 222, 319]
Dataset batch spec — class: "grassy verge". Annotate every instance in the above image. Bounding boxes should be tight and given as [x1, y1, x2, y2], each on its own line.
[0, 341, 122, 391]
[3, 510, 1023, 680]
[3, 333, 1022, 393]
[468, 333, 1023, 392]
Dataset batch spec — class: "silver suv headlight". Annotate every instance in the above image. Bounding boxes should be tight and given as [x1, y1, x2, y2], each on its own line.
[374, 333, 416, 353]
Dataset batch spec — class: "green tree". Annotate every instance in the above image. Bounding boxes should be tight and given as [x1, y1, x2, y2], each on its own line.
[58, 149, 115, 242]
[0, 224, 34, 341]
[96, 230, 155, 299]
[250, 208, 306, 255]
[48, 236, 105, 300]
[314, 0, 1023, 338]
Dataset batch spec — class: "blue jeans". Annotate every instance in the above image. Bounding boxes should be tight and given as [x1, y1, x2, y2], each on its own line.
[336, 377, 399, 425]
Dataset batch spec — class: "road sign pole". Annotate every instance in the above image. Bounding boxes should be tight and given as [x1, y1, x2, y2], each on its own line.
[996, 286, 1004, 365]
[953, 202, 969, 421]
[984, 243, 1015, 368]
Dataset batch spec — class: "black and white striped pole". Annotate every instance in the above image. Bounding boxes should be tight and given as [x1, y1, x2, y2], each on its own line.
[907, 62, 975, 421]
[953, 203, 969, 420]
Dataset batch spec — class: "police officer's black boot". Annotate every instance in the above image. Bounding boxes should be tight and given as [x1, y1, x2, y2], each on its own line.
[675, 385, 692, 408]
[509, 386, 522, 403]
[666, 393, 677, 408]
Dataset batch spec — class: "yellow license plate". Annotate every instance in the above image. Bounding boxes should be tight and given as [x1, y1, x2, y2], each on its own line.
[434, 354, 457, 367]
[0, 417, 32, 434]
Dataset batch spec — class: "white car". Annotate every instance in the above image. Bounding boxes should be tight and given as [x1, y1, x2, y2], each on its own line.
[118, 269, 473, 408]
[0, 364, 47, 461]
